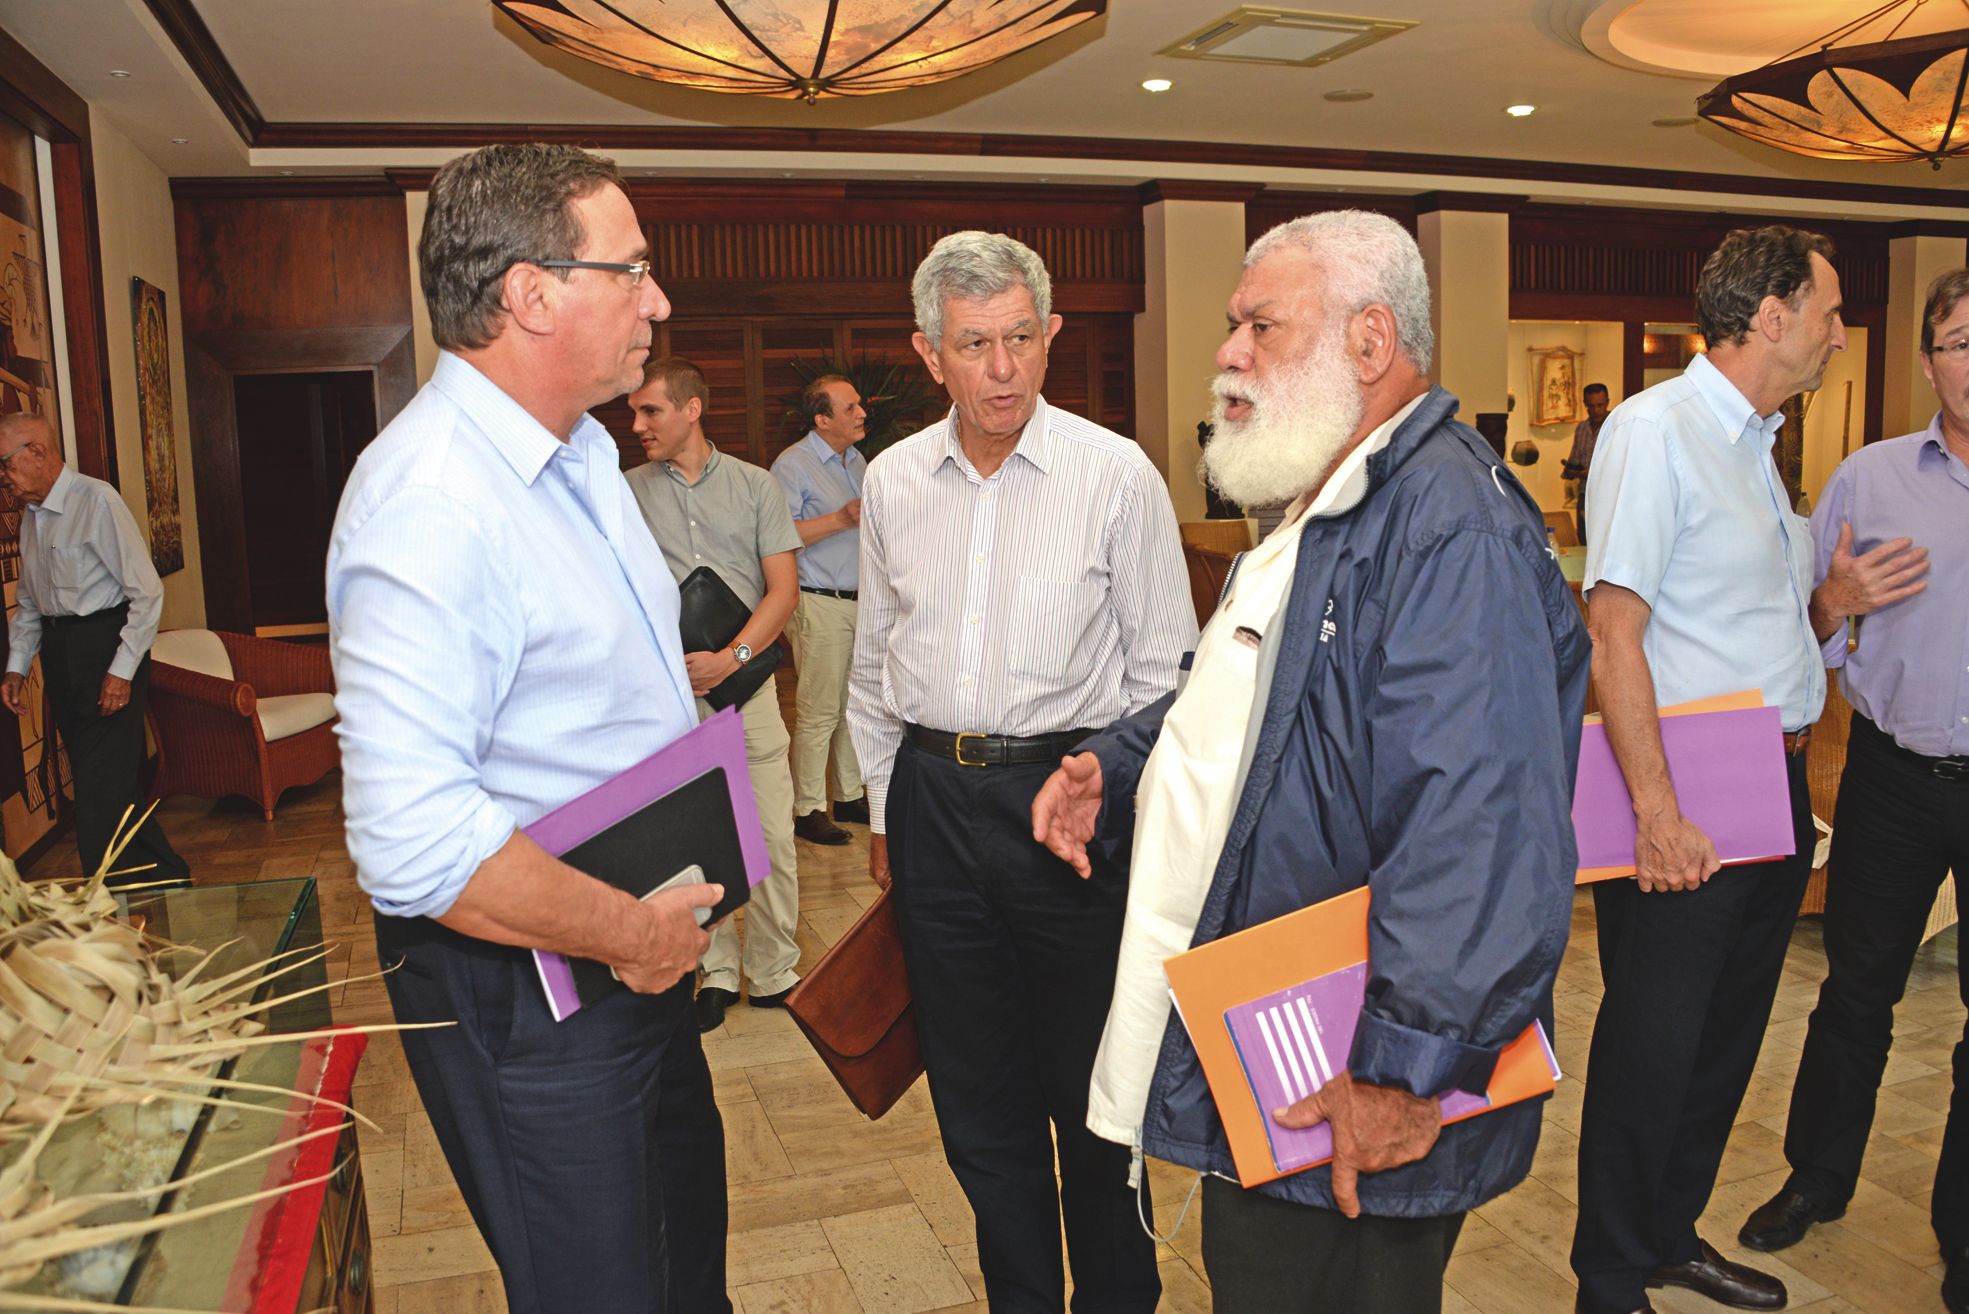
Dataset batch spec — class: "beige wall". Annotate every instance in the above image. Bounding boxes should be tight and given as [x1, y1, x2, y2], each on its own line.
[1800, 327, 1869, 510]
[1883, 235, 1966, 440]
[1134, 197, 1247, 523]
[404, 189, 438, 386]
[1505, 320, 1625, 513]
[1418, 210, 1509, 426]
[88, 106, 204, 629]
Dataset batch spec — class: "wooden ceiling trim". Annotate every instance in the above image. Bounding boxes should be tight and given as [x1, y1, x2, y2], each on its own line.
[141, 0, 265, 144]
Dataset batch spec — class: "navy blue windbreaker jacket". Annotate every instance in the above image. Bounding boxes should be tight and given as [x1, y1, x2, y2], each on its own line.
[1083, 387, 1591, 1216]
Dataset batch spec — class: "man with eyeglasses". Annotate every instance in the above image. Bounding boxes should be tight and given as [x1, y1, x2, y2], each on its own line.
[327, 144, 729, 1313]
[0, 411, 190, 888]
[1739, 266, 1969, 1314]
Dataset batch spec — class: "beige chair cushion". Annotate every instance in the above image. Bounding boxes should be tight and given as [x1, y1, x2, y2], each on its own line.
[152, 629, 234, 681]
[257, 692, 337, 743]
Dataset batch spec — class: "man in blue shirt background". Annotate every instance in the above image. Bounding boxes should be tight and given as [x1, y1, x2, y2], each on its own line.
[772, 374, 869, 846]
[327, 143, 728, 1314]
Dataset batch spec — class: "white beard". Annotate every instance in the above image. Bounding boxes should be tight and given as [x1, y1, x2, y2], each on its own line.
[1203, 327, 1365, 510]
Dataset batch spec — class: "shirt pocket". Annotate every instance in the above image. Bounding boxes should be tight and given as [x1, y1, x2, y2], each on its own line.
[48, 546, 97, 613]
[1010, 575, 1106, 684]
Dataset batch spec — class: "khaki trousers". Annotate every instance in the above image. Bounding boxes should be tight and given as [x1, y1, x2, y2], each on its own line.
[698, 674, 801, 996]
[783, 592, 863, 816]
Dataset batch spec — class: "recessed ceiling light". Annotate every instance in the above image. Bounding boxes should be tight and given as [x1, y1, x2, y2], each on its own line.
[109, 69, 131, 78]
[1652, 116, 1699, 128]
[1323, 88, 1373, 103]
[1505, 104, 1536, 117]
[280, 169, 295, 176]
[1141, 78, 1173, 92]
[170, 137, 189, 145]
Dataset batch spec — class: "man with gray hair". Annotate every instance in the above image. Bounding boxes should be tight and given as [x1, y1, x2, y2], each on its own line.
[328, 143, 728, 1313]
[1034, 210, 1587, 1313]
[849, 230, 1193, 1312]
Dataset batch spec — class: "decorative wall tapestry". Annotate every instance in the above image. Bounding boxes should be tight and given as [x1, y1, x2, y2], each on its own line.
[130, 278, 183, 576]
[1529, 345, 1585, 428]
[0, 110, 66, 857]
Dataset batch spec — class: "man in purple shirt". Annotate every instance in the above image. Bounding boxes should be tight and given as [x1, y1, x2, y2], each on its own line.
[1739, 267, 1969, 1314]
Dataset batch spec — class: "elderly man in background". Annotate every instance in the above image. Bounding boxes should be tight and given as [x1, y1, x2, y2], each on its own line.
[1035, 211, 1588, 1314]
[849, 230, 1193, 1313]
[1737, 267, 1967, 1314]
[772, 373, 869, 847]
[0, 412, 189, 887]
[1563, 381, 1612, 544]
[625, 355, 804, 1034]
[328, 144, 728, 1314]
[1572, 226, 1845, 1314]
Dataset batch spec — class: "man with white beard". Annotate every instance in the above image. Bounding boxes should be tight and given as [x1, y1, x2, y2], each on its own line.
[1033, 210, 1590, 1314]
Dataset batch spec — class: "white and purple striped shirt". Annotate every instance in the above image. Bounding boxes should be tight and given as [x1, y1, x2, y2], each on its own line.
[848, 397, 1196, 831]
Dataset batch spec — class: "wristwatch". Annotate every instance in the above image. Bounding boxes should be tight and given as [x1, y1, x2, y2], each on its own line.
[732, 642, 754, 666]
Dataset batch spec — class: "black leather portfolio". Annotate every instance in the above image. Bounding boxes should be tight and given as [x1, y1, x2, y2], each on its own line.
[676, 565, 783, 711]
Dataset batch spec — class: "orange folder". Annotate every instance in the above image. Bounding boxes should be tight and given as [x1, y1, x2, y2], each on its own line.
[1574, 689, 1766, 884]
[1164, 885, 1561, 1188]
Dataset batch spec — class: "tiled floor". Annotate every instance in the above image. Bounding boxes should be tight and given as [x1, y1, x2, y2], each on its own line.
[36, 777, 1960, 1313]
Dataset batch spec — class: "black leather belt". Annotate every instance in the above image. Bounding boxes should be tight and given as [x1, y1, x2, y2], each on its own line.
[44, 604, 128, 631]
[800, 586, 857, 601]
[905, 723, 1095, 768]
[1859, 713, 1969, 781]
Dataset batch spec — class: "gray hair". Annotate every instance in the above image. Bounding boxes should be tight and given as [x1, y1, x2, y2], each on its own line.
[911, 231, 1053, 347]
[1245, 210, 1434, 373]
[419, 143, 626, 352]
[0, 411, 54, 450]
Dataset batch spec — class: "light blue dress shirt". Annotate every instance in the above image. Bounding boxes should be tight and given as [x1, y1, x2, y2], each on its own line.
[770, 430, 864, 591]
[6, 467, 165, 681]
[1584, 352, 1824, 732]
[1811, 415, 1969, 757]
[327, 353, 698, 919]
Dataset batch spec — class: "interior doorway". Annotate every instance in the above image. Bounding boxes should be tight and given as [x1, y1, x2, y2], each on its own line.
[231, 370, 378, 631]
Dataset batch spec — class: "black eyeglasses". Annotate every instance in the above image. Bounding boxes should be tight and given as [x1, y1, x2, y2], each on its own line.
[531, 258, 653, 285]
[1925, 339, 1969, 362]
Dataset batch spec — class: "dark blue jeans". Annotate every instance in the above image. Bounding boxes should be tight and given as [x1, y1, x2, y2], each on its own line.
[376, 913, 730, 1314]
[887, 741, 1160, 1313]
[1781, 712, 1969, 1250]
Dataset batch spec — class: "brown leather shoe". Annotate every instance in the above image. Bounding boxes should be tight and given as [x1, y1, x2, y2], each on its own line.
[1646, 1239, 1786, 1310]
[794, 810, 850, 845]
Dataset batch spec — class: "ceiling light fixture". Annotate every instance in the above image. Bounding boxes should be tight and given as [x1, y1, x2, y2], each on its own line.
[1323, 88, 1374, 102]
[109, 69, 131, 78]
[170, 137, 189, 145]
[492, 0, 1106, 104]
[1505, 103, 1536, 117]
[1142, 77, 1173, 92]
[1696, 0, 1969, 169]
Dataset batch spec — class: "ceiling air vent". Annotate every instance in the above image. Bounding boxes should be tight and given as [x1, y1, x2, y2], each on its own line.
[1159, 7, 1416, 68]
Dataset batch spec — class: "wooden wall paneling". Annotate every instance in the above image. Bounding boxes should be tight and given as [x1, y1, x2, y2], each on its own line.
[1858, 304, 1887, 446]
[1247, 191, 1420, 244]
[1622, 322, 1646, 401]
[173, 194, 412, 333]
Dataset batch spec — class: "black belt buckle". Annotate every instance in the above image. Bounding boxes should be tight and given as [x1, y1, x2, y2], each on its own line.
[953, 731, 989, 767]
[1935, 757, 1969, 781]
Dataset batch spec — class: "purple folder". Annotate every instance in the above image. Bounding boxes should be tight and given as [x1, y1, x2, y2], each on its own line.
[1224, 964, 1557, 1174]
[1572, 705, 1794, 870]
[526, 707, 769, 1022]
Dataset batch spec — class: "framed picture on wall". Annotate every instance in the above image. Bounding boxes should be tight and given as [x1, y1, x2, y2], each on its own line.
[130, 277, 184, 576]
[1529, 345, 1585, 428]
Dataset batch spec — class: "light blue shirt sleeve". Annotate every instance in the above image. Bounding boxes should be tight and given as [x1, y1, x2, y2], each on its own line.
[1582, 416, 1677, 608]
[329, 486, 525, 919]
[773, 449, 818, 524]
[1808, 459, 1856, 668]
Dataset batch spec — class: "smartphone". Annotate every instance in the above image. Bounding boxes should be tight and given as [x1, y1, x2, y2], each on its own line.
[609, 864, 711, 983]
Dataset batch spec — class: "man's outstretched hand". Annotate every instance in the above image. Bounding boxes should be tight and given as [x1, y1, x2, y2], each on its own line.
[1030, 752, 1103, 878]
[1272, 1070, 1442, 1218]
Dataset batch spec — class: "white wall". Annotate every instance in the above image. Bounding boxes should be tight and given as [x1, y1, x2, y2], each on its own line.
[1505, 320, 1625, 513]
[1799, 326, 1870, 511]
[89, 107, 204, 629]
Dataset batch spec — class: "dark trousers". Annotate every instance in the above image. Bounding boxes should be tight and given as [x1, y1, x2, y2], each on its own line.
[1781, 712, 1969, 1250]
[376, 913, 730, 1314]
[1201, 1176, 1464, 1314]
[1571, 751, 1814, 1312]
[886, 741, 1160, 1313]
[43, 612, 186, 883]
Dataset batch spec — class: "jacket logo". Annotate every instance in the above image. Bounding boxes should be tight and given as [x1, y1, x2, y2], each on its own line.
[1319, 597, 1337, 644]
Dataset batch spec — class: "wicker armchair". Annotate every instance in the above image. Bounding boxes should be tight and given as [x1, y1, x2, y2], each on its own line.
[147, 631, 339, 820]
